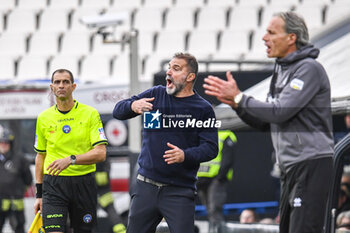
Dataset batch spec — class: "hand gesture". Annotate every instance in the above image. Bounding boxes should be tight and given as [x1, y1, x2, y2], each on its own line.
[47, 157, 71, 176]
[203, 71, 241, 108]
[131, 97, 155, 114]
[163, 142, 185, 164]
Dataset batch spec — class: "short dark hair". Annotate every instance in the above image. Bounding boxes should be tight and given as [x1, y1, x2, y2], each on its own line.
[274, 11, 309, 49]
[173, 52, 198, 78]
[51, 69, 74, 83]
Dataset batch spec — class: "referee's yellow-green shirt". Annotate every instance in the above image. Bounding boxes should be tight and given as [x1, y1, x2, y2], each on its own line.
[34, 101, 108, 176]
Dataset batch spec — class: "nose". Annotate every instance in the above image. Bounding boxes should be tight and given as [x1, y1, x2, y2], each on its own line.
[262, 33, 268, 42]
[58, 81, 64, 88]
[166, 68, 172, 76]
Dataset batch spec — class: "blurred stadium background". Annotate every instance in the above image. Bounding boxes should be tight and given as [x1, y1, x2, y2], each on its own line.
[0, 0, 349, 83]
[1, 0, 350, 232]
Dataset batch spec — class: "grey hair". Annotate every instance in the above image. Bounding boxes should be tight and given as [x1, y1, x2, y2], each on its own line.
[173, 52, 198, 78]
[274, 11, 309, 49]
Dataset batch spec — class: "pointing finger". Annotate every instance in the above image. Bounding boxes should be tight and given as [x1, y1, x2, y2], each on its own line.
[144, 97, 155, 102]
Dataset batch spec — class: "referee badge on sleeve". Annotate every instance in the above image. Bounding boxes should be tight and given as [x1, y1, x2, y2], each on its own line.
[34, 135, 38, 147]
[98, 128, 107, 140]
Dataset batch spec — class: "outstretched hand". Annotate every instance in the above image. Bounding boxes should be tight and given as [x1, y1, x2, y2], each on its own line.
[131, 97, 155, 114]
[203, 71, 241, 108]
[163, 142, 185, 164]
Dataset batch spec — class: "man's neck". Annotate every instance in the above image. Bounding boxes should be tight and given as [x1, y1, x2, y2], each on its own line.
[174, 86, 195, 98]
[56, 98, 75, 112]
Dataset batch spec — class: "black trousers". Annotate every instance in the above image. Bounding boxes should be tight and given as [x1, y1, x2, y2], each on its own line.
[127, 178, 196, 233]
[279, 157, 333, 233]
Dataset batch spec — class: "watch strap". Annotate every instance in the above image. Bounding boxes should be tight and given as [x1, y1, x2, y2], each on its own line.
[70, 155, 76, 165]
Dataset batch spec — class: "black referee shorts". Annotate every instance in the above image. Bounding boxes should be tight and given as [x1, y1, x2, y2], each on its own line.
[42, 173, 97, 233]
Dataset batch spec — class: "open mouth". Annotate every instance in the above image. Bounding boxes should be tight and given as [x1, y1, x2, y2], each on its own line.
[166, 76, 174, 88]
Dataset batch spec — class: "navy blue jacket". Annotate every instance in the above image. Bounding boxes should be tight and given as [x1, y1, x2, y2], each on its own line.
[113, 85, 218, 189]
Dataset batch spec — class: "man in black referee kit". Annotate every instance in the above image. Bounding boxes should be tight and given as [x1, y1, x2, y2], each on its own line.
[33, 69, 108, 233]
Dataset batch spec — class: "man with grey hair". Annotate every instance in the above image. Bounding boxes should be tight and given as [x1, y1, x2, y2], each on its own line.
[204, 11, 333, 233]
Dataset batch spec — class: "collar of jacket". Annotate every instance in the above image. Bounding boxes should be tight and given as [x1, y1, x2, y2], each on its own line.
[276, 44, 319, 66]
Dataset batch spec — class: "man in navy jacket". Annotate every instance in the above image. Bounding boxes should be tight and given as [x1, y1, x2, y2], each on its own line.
[113, 52, 218, 233]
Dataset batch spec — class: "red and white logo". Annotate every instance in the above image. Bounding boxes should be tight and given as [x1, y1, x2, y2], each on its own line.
[105, 119, 127, 146]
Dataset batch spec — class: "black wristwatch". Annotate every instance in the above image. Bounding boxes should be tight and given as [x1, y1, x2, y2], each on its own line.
[70, 155, 76, 165]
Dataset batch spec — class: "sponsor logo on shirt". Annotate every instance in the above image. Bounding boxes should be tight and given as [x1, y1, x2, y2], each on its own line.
[58, 118, 74, 122]
[290, 78, 304, 91]
[62, 125, 71, 134]
[143, 110, 221, 129]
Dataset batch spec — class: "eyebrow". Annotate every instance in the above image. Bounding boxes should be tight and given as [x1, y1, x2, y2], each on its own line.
[53, 78, 71, 83]
[169, 63, 182, 68]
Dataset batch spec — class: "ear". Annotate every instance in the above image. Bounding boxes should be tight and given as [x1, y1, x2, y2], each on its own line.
[72, 83, 77, 91]
[186, 73, 196, 82]
[288, 33, 297, 46]
[49, 84, 53, 91]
